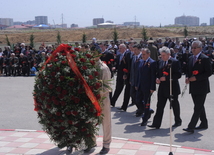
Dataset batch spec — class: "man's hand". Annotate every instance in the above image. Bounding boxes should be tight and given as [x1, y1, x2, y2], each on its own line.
[185, 78, 190, 84]
[150, 90, 154, 94]
[123, 75, 127, 80]
[189, 76, 196, 82]
[156, 78, 160, 84]
[160, 76, 166, 81]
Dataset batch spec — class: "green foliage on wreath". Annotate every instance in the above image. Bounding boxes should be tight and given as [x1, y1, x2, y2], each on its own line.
[33, 45, 103, 149]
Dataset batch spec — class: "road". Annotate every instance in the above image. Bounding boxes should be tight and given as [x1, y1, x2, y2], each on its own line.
[0, 75, 214, 150]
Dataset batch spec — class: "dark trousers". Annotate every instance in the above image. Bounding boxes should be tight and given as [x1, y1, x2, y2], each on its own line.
[152, 94, 182, 128]
[111, 78, 130, 111]
[130, 85, 137, 105]
[188, 94, 208, 129]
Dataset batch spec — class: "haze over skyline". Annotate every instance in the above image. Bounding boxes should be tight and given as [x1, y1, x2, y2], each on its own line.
[1, 0, 213, 27]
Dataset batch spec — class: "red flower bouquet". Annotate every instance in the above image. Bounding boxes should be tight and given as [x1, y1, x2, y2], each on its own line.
[192, 70, 199, 75]
[33, 44, 103, 149]
[163, 71, 169, 76]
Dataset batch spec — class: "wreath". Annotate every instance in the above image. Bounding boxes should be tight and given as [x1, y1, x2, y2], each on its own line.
[33, 44, 103, 149]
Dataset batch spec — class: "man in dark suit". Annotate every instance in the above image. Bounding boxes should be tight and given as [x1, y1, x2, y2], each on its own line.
[99, 43, 115, 78]
[148, 46, 182, 129]
[130, 44, 142, 116]
[136, 48, 156, 126]
[183, 40, 212, 133]
[111, 43, 131, 112]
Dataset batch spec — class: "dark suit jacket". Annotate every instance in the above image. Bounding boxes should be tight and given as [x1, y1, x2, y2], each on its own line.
[130, 54, 142, 86]
[186, 53, 212, 94]
[157, 57, 181, 97]
[100, 49, 114, 77]
[136, 58, 156, 92]
[115, 50, 131, 81]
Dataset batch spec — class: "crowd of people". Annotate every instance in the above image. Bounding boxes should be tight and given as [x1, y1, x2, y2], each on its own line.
[94, 37, 213, 134]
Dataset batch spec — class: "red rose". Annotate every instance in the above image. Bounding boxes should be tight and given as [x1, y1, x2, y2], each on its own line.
[70, 50, 75, 53]
[69, 81, 74, 86]
[71, 96, 75, 100]
[94, 83, 101, 89]
[68, 120, 73, 125]
[82, 66, 87, 70]
[78, 88, 84, 94]
[54, 100, 59, 105]
[123, 68, 128, 73]
[74, 97, 80, 103]
[108, 61, 111, 64]
[56, 86, 62, 92]
[51, 96, 56, 101]
[62, 90, 67, 95]
[110, 59, 114, 62]
[74, 47, 80, 51]
[46, 104, 51, 109]
[60, 76, 65, 81]
[192, 70, 199, 75]
[51, 72, 56, 76]
[62, 52, 67, 56]
[61, 101, 66, 106]
[66, 111, 72, 115]
[90, 60, 95, 65]
[94, 71, 99, 76]
[71, 111, 78, 116]
[71, 54, 76, 58]
[103, 61, 107, 64]
[81, 128, 87, 132]
[96, 94, 101, 100]
[56, 112, 61, 116]
[163, 71, 169, 76]
[49, 84, 54, 89]
[86, 54, 92, 58]
[61, 61, 66, 64]
[80, 58, 86, 62]
[89, 75, 93, 79]
[58, 119, 63, 123]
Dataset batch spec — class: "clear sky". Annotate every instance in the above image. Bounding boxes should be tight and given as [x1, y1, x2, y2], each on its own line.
[1, 0, 213, 27]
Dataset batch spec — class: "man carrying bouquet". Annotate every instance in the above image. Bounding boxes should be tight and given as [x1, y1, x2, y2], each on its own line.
[148, 46, 182, 129]
[183, 40, 212, 133]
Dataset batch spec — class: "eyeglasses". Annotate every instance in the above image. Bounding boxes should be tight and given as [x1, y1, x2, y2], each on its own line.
[191, 47, 199, 49]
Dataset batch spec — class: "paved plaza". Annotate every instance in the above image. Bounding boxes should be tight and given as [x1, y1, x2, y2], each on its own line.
[0, 75, 214, 154]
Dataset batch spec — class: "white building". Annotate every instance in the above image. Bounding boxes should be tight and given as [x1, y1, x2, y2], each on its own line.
[0, 18, 13, 26]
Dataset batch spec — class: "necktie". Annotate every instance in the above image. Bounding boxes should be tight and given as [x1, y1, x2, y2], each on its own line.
[193, 56, 197, 65]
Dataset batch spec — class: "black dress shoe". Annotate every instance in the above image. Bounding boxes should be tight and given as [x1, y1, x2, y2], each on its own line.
[183, 128, 194, 133]
[172, 122, 181, 127]
[135, 113, 142, 117]
[110, 103, 115, 107]
[99, 147, 110, 154]
[147, 125, 160, 129]
[117, 107, 126, 112]
[84, 144, 97, 152]
[195, 126, 208, 130]
[141, 121, 147, 126]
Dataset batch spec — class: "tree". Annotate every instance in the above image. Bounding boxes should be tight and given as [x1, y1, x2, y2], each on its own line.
[142, 26, 148, 41]
[160, 23, 162, 28]
[5, 35, 11, 47]
[82, 32, 87, 43]
[57, 31, 61, 45]
[184, 26, 188, 38]
[112, 28, 118, 43]
[30, 34, 35, 48]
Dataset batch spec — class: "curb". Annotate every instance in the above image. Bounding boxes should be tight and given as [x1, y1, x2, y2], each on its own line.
[0, 129, 213, 153]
